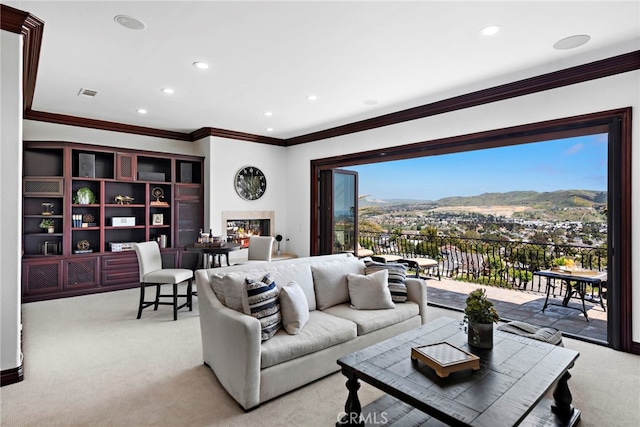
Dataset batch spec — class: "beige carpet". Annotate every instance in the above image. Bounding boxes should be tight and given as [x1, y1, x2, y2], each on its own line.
[2, 286, 639, 426]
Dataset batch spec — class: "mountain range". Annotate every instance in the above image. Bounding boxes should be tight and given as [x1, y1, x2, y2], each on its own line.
[360, 190, 607, 209]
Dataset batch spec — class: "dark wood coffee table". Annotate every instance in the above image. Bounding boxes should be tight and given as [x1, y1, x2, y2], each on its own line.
[336, 317, 580, 426]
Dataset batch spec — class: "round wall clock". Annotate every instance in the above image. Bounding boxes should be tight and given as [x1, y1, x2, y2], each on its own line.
[234, 166, 267, 201]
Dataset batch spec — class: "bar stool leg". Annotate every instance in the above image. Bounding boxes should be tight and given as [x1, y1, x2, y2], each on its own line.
[173, 283, 178, 321]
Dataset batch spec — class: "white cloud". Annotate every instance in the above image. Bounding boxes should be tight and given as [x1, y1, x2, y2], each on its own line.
[564, 143, 584, 155]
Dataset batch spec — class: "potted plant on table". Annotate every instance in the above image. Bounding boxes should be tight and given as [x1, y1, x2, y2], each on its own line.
[464, 288, 500, 349]
[39, 218, 55, 234]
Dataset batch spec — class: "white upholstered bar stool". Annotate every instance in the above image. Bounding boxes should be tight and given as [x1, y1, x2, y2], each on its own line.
[132, 241, 193, 320]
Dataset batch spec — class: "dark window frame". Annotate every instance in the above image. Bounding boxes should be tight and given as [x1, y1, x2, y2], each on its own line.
[310, 108, 632, 352]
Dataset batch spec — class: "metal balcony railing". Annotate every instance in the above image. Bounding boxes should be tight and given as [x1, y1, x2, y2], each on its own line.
[358, 232, 607, 292]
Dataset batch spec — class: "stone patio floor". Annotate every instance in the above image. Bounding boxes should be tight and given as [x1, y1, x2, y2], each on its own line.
[424, 276, 608, 344]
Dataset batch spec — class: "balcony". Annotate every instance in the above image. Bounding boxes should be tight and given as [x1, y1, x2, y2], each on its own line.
[359, 232, 608, 343]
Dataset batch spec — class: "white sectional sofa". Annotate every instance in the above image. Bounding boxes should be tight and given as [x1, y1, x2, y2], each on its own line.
[195, 253, 428, 410]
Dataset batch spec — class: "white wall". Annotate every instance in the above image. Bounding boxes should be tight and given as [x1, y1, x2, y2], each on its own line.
[1, 30, 23, 373]
[285, 70, 640, 342]
[207, 137, 288, 261]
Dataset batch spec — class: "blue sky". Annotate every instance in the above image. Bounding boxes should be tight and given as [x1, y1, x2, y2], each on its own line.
[350, 134, 608, 201]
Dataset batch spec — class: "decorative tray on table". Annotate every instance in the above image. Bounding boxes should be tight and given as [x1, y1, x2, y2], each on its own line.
[411, 342, 480, 378]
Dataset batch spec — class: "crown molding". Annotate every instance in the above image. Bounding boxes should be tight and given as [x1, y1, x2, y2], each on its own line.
[286, 50, 640, 146]
[1, 4, 44, 112]
[24, 110, 193, 141]
[190, 127, 286, 146]
[1, 4, 30, 33]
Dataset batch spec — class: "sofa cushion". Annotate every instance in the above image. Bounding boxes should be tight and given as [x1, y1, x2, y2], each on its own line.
[221, 272, 248, 312]
[312, 257, 365, 310]
[209, 272, 228, 305]
[347, 270, 395, 310]
[215, 264, 318, 312]
[364, 260, 408, 303]
[322, 302, 419, 335]
[279, 281, 310, 335]
[260, 310, 357, 369]
[242, 273, 281, 341]
[267, 264, 317, 311]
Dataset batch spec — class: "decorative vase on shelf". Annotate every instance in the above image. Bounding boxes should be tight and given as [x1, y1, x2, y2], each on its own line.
[464, 288, 500, 349]
[47, 226, 54, 234]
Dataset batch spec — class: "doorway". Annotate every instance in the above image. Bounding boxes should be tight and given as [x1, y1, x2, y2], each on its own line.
[311, 108, 632, 352]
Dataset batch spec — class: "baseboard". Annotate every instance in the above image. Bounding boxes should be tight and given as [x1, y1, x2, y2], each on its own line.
[1, 364, 24, 387]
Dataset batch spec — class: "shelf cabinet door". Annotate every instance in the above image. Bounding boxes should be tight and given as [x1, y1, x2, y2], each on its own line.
[22, 259, 63, 297]
[64, 257, 99, 289]
[116, 153, 136, 181]
[175, 199, 202, 248]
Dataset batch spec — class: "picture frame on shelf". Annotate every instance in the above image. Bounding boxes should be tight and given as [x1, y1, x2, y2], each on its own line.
[152, 213, 164, 225]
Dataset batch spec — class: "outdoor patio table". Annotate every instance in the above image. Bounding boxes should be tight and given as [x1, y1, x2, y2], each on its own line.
[535, 269, 607, 321]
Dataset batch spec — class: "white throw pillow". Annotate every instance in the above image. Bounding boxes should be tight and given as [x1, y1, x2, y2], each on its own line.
[312, 258, 364, 310]
[222, 272, 249, 312]
[279, 281, 310, 335]
[346, 269, 395, 310]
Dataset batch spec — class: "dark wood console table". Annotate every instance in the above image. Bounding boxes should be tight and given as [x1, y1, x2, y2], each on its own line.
[184, 242, 241, 268]
[337, 317, 580, 426]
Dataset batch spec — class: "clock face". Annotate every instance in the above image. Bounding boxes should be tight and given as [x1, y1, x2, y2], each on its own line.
[235, 166, 266, 201]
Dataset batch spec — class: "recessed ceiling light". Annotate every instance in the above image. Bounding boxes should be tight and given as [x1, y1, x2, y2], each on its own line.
[307, 95, 318, 101]
[266, 127, 274, 132]
[553, 34, 591, 50]
[264, 111, 273, 117]
[161, 88, 175, 95]
[193, 61, 209, 70]
[114, 15, 146, 31]
[479, 25, 501, 36]
[363, 99, 378, 106]
[137, 109, 148, 114]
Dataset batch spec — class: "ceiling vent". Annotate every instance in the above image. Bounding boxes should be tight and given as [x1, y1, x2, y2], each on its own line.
[78, 88, 97, 98]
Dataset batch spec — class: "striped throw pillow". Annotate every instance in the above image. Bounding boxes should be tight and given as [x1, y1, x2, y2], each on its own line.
[243, 273, 281, 341]
[364, 260, 408, 303]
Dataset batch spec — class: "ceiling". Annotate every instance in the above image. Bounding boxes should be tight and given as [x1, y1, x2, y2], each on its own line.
[7, 1, 640, 140]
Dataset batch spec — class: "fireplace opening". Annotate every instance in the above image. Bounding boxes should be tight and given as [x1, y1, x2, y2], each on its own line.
[227, 219, 270, 248]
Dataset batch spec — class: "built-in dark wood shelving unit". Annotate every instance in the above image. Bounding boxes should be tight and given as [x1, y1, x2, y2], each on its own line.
[21, 141, 204, 302]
